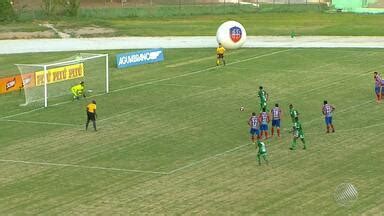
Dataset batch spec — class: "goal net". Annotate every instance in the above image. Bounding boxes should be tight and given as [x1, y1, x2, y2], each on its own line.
[16, 53, 109, 107]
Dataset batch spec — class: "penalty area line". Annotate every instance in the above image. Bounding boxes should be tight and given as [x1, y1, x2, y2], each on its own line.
[0, 119, 78, 127]
[0, 107, 45, 119]
[165, 49, 245, 68]
[167, 143, 250, 174]
[99, 87, 221, 122]
[192, 99, 380, 172]
[109, 49, 291, 94]
[1, 49, 290, 119]
[303, 99, 374, 126]
[306, 119, 384, 135]
[0, 159, 168, 175]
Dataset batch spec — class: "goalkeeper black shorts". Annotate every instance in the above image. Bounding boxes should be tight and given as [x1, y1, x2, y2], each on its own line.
[87, 112, 96, 121]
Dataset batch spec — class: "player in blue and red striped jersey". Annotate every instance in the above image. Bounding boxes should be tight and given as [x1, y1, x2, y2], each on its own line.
[322, 100, 335, 133]
[374, 72, 383, 102]
[248, 112, 260, 144]
[271, 103, 282, 137]
[258, 107, 270, 139]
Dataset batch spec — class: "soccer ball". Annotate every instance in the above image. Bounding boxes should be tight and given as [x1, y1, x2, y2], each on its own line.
[240, 106, 245, 111]
[216, 21, 247, 49]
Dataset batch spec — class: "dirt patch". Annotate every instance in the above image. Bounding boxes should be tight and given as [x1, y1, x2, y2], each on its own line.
[0, 24, 115, 40]
[0, 31, 56, 40]
[63, 27, 116, 38]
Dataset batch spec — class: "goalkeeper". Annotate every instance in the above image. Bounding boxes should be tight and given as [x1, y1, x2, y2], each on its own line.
[71, 81, 86, 100]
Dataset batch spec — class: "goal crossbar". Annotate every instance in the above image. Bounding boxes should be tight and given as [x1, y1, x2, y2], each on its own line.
[15, 53, 109, 108]
[15, 53, 108, 68]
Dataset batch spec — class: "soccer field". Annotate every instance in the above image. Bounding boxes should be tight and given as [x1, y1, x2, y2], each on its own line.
[0, 48, 383, 215]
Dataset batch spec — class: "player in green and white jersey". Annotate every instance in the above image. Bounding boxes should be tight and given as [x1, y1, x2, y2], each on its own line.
[289, 104, 299, 123]
[290, 117, 306, 150]
[256, 140, 269, 165]
[258, 86, 269, 111]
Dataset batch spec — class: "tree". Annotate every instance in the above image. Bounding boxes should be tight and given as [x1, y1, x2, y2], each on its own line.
[62, 0, 80, 16]
[41, 0, 80, 17]
[41, 0, 60, 16]
[0, 0, 16, 21]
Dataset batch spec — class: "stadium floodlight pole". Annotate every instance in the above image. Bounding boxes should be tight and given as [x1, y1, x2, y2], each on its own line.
[44, 65, 48, 107]
[105, 54, 109, 93]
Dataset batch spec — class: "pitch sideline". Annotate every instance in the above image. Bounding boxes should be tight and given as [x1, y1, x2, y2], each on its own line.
[0, 159, 168, 175]
[0, 49, 290, 121]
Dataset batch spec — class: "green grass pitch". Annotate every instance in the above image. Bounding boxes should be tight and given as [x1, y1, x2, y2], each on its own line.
[0, 48, 384, 215]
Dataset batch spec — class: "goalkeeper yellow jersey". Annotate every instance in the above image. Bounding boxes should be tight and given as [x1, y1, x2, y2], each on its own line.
[71, 84, 84, 92]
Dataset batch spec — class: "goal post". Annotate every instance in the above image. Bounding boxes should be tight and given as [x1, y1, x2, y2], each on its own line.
[16, 53, 109, 107]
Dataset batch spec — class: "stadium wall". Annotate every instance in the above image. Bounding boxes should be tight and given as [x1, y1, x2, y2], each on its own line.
[332, 0, 384, 13]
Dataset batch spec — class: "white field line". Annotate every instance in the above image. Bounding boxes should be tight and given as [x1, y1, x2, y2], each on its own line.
[299, 71, 373, 96]
[306, 116, 384, 135]
[109, 49, 291, 94]
[0, 50, 379, 174]
[106, 60, 362, 126]
[166, 56, 214, 68]
[99, 87, 220, 122]
[0, 122, 207, 175]
[0, 98, 378, 175]
[303, 100, 374, 125]
[2, 75, 380, 176]
[165, 49, 245, 68]
[167, 143, 250, 174]
[152, 83, 209, 88]
[282, 99, 374, 133]
[0, 159, 168, 175]
[0, 119, 77, 127]
[0, 49, 290, 119]
[121, 60, 384, 174]
[7, 51, 374, 126]
[0, 107, 45, 119]
[0, 88, 220, 127]
[165, 100, 377, 174]
[74, 50, 290, 98]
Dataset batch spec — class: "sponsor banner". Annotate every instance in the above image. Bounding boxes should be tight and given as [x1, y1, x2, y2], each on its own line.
[21, 72, 36, 89]
[0, 75, 23, 94]
[0, 73, 36, 94]
[35, 63, 84, 86]
[116, 48, 164, 69]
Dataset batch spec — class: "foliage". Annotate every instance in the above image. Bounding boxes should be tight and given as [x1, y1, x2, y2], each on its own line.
[41, 0, 59, 16]
[0, 0, 16, 21]
[62, 0, 80, 16]
[41, 0, 79, 16]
